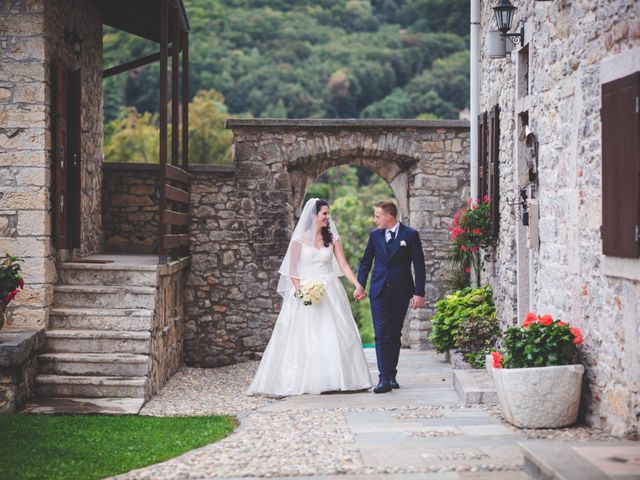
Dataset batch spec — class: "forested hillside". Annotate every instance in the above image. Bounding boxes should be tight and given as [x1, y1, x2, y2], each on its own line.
[103, 0, 469, 123]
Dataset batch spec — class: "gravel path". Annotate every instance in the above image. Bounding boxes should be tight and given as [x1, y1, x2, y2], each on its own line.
[115, 351, 617, 480]
[140, 362, 276, 417]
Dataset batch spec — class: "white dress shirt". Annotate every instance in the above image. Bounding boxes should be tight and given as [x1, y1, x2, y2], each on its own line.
[385, 221, 400, 242]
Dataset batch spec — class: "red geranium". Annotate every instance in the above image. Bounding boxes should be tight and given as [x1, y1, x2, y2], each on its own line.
[570, 327, 583, 345]
[490, 351, 502, 368]
[523, 312, 538, 328]
[538, 314, 553, 326]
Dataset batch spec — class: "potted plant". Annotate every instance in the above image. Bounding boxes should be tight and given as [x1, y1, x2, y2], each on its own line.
[0, 254, 24, 329]
[490, 312, 584, 428]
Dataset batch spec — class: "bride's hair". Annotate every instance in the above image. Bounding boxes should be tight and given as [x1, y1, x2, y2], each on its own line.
[316, 199, 333, 247]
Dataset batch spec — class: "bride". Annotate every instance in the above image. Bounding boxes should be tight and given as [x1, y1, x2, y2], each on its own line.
[248, 198, 373, 396]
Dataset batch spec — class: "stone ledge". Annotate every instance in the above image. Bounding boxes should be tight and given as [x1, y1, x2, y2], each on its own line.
[0, 328, 44, 366]
[453, 368, 497, 406]
[520, 440, 640, 480]
[225, 118, 470, 130]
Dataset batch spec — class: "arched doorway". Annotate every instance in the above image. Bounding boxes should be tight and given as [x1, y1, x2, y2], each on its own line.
[184, 119, 469, 366]
[304, 164, 398, 345]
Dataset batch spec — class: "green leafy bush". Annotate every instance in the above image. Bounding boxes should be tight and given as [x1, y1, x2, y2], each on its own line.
[496, 313, 583, 369]
[454, 315, 499, 368]
[429, 285, 495, 353]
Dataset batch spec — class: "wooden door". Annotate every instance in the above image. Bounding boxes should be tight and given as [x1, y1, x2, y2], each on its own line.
[53, 61, 81, 249]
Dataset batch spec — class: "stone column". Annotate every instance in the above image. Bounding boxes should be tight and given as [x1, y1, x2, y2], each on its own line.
[0, 0, 53, 328]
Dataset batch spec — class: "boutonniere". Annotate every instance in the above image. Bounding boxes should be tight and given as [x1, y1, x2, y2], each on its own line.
[400, 240, 407, 246]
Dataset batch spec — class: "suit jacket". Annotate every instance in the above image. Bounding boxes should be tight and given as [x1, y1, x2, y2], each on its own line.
[357, 223, 426, 299]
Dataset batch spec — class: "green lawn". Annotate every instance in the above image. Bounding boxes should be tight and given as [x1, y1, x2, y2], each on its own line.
[0, 414, 236, 480]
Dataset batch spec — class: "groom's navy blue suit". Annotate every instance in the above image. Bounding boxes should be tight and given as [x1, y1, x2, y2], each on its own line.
[357, 223, 426, 382]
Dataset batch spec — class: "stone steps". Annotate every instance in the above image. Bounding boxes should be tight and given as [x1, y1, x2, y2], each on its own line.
[453, 368, 497, 406]
[39, 352, 150, 377]
[44, 330, 151, 354]
[36, 260, 162, 409]
[22, 397, 146, 415]
[49, 307, 153, 331]
[58, 263, 158, 287]
[35, 375, 146, 398]
[53, 285, 156, 309]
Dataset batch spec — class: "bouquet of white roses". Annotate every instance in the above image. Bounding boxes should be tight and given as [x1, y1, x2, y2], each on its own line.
[294, 279, 326, 306]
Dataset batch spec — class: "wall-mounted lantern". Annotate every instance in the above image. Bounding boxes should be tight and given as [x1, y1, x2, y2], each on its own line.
[493, 0, 524, 46]
[64, 29, 82, 57]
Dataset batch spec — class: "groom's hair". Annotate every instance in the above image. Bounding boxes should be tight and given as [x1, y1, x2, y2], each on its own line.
[375, 200, 397, 218]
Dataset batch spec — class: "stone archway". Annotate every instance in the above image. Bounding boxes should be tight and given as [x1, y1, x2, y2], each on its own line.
[185, 119, 469, 367]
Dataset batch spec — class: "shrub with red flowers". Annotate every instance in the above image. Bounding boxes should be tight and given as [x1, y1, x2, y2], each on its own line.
[492, 312, 583, 369]
[1, 254, 24, 306]
[448, 197, 492, 287]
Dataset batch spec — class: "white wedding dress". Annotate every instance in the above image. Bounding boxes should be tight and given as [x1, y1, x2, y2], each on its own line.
[248, 243, 373, 396]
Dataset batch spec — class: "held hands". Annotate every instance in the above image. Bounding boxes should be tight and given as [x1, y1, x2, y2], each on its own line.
[410, 295, 425, 310]
[353, 285, 367, 302]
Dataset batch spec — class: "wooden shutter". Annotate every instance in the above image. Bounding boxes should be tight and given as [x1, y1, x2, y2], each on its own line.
[53, 61, 69, 249]
[601, 72, 640, 258]
[478, 112, 488, 200]
[488, 105, 500, 239]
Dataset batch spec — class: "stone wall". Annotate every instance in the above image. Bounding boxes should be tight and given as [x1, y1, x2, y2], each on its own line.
[0, 0, 52, 328]
[0, 329, 44, 412]
[147, 259, 188, 399]
[479, 0, 640, 437]
[44, 0, 104, 257]
[183, 120, 469, 367]
[103, 163, 160, 254]
[0, 0, 103, 329]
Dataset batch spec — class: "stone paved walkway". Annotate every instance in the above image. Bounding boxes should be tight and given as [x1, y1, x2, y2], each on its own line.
[114, 350, 627, 480]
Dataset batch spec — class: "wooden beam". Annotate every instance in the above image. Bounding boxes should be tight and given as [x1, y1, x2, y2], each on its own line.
[163, 209, 190, 226]
[165, 163, 191, 185]
[171, 6, 180, 167]
[103, 47, 173, 78]
[164, 184, 189, 205]
[163, 234, 189, 248]
[181, 29, 189, 170]
[159, 0, 169, 259]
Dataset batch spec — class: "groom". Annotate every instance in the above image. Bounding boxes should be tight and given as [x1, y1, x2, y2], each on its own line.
[355, 200, 426, 394]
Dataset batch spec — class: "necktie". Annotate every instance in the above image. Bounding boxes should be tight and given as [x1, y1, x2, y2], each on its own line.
[386, 229, 395, 251]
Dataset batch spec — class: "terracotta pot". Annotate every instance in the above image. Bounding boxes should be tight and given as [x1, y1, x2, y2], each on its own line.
[493, 364, 584, 429]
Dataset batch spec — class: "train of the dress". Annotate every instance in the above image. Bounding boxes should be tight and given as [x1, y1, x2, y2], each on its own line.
[247, 274, 373, 396]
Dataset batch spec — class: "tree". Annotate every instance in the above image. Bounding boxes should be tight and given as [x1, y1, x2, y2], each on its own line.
[104, 108, 159, 163]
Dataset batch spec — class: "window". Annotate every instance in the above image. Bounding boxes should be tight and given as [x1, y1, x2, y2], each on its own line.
[601, 72, 640, 258]
[478, 106, 500, 239]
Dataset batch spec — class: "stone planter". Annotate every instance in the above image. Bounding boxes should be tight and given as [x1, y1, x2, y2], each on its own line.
[492, 364, 584, 429]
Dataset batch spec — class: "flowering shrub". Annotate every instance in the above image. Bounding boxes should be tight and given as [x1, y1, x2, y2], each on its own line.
[448, 197, 492, 286]
[0, 254, 24, 305]
[493, 312, 583, 369]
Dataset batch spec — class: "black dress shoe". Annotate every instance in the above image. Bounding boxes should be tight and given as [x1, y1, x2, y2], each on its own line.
[373, 380, 392, 394]
[390, 377, 400, 389]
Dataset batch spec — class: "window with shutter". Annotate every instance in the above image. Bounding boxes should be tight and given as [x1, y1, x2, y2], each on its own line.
[478, 112, 488, 201]
[601, 72, 640, 258]
[488, 105, 500, 239]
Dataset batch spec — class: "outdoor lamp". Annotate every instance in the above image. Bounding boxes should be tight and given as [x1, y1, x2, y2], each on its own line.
[64, 29, 82, 57]
[493, 0, 524, 45]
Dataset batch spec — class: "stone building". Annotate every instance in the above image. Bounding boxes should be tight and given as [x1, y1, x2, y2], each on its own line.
[476, 0, 639, 437]
[0, 0, 191, 413]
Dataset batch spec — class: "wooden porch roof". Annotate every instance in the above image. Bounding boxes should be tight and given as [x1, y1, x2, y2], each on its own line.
[97, 0, 189, 42]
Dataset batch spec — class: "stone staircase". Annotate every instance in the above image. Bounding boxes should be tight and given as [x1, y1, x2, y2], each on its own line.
[25, 261, 159, 414]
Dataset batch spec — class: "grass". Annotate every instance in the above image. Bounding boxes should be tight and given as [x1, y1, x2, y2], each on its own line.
[0, 414, 236, 480]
